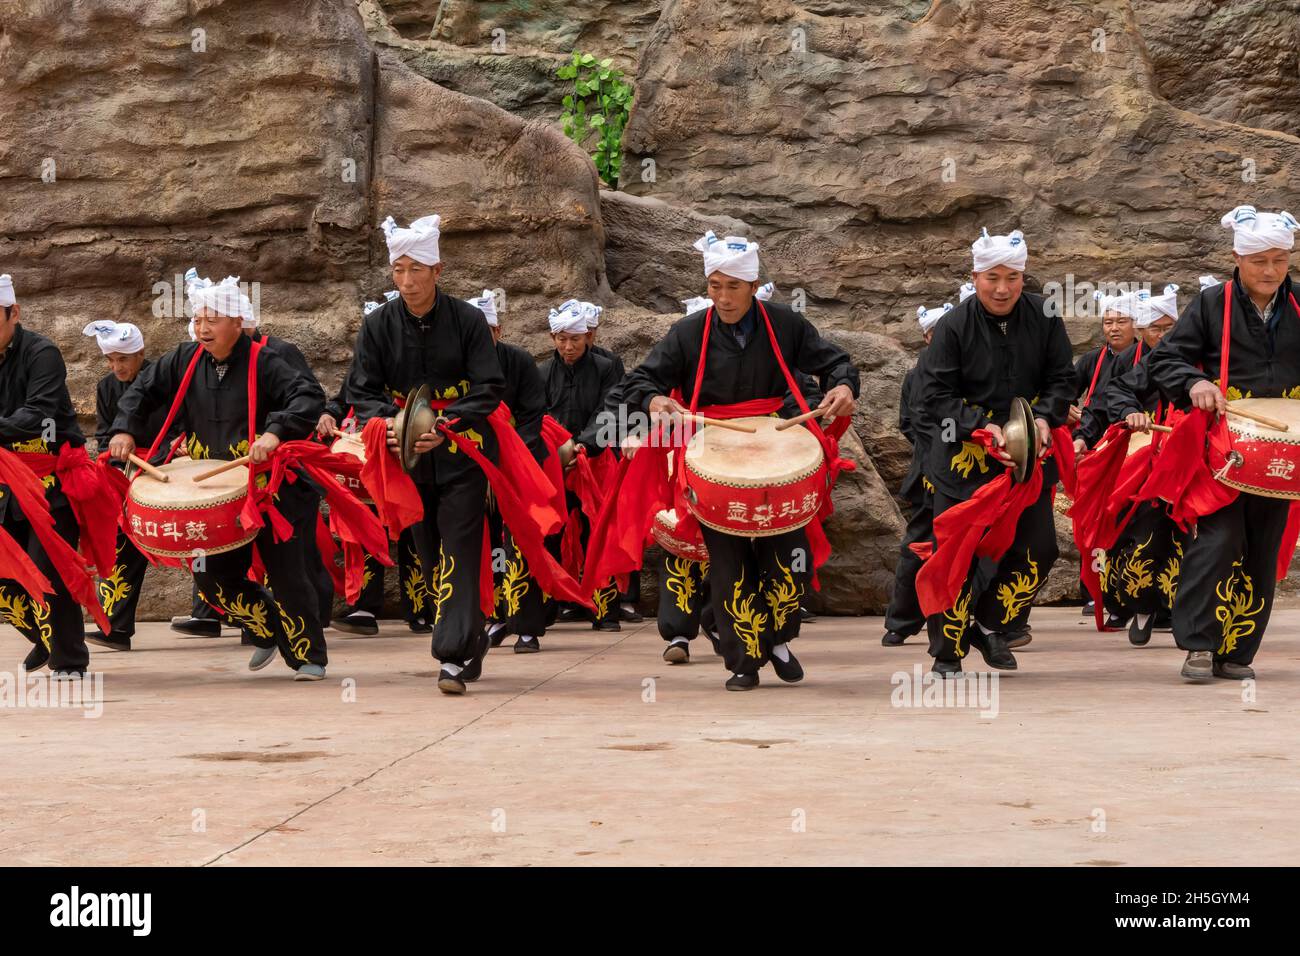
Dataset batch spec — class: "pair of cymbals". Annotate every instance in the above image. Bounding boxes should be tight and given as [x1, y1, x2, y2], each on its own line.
[1002, 396, 1042, 483]
[391, 384, 443, 471]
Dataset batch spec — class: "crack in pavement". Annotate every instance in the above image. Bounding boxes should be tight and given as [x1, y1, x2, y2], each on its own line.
[201, 623, 646, 865]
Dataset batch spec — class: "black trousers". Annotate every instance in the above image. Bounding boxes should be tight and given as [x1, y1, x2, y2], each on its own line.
[619, 570, 641, 606]
[0, 504, 88, 671]
[415, 471, 488, 664]
[97, 530, 150, 638]
[1102, 502, 1188, 619]
[926, 480, 1059, 662]
[701, 525, 811, 676]
[293, 504, 333, 628]
[192, 524, 327, 669]
[1171, 492, 1289, 665]
[488, 504, 548, 638]
[191, 581, 221, 621]
[657, 551, 710, 641]
[884, 493, 932, 637]
[349, 526, 428, 621]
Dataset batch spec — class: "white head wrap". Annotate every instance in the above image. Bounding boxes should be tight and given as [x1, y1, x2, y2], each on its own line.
[683, 296, 713, 315]
[756, 282, 775, 301]
[971, 228, 1028, 274]
[1221, 205, 1299, 256]
[186, 268, 256, 327]
[382, 214, 442, 266]
[1199, 275, 1222, 291]
[917, 303, 953, 335]
[959, 281, 976, 303]
[469, 289, 499, 328]
[83, 320, 145, 355]
[1144, 284, 1179, 325]
[577, 300, 602, 329]
[363, 290, 401, 316]
[0, 274, 14, 309]
[694, 230, 761, 281]
[548, 298, 589, 335]
[1095, 288, 1149, 324]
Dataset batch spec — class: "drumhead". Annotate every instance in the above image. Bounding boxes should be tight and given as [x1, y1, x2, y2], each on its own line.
[129, 458, 250, 506]
[330, 436, 367, 464]
[1127, 430, 1153, 456]
[685, 416, 824, 487]
[1226, 398, 1300, 438]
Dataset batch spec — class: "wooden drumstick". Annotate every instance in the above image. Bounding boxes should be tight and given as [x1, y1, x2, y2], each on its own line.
[774, 407, 831, 432]
[688, 415, 758, 434]
[1227, 405, 1290, 432]
[127, 454, 170, 483]
[192, 455, 251, 482]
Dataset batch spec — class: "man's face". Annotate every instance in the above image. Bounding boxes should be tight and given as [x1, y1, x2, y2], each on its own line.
[553, 331, 587, 364]
[392, 257, 442, 308]
[972, 267, 1024, 317]
[1102, 310, 1136, 351]
[706, 273, 759, 323]
[1141, 316, 1175, 349]
[0, 303, 18, 351]
[193, 308, 244, 360]
[106, 351, 145, 382]
[1235, 249, 1291, 303]
[490, 325, 501, 344]
[923, 330, 933, 347]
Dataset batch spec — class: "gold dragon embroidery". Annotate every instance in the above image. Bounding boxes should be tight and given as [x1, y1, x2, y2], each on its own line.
[941, 587, 972, 659]
[995, 555, 1039, 624]
[1157, 539, 1183, 605]
[432, 550, 455, 626]
[723, 567, 767, 659]
[1214, 559, 1264, 657]
[950, 441, 990, 479]
[763, 552, 802, 631]
[98, 564, 131, 617]
[1120, 533, 1155, 599]
[664, 556, 698, 614]
[500, 545, 530, 616]
[275, 600, 311, 663]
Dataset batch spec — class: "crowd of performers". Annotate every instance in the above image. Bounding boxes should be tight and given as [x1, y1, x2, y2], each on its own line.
[0, 202, 1297, 691]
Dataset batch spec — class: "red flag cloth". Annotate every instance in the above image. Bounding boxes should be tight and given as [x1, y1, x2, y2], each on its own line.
[316, 511, 346, 596]
[1132, 409, 1238, 529]
[540, 415, 573, 521]
[912, 429, 1044, 618]
[48, 443, 119, 579]
[359, 416, 423, 539]
[0, 447, 111, 632]
[433, 407, 589, 609]
[478, 518, 494, 617]
[1050, 424, 1077, 498]
[94, 451, 131, 529]
[1278, 503, 1300, 581]
[1067, 423, 1141, 630]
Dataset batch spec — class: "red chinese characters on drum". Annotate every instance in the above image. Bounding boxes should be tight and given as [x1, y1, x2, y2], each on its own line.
[1217, 399, 1300, 500]
[125, 459, 257, 559]
[682, 417, 827, 537]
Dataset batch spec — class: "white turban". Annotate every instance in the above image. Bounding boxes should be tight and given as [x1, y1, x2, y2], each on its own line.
[1221, 205, 1299, 256]
[363, 290, 400, 316]
[382, 214, 442, 266]
[1095, 289, 1147, 323]
[756, 282, 775, 301]
[83, 320, 144, 355]
[917, 303, 953, 335]
[959, 281, 976, 303]
[1199, 275, 1222, 290]
[683, 296, 713, 315]
[0, 274, 13, 309]
[577, 300, 602, 329]
[548, 299, 589, 335]
[1145, 284, 1179, 325]
[971, 228, 1028, 274]
[469, 289, 499, 328]
[694, 231, 761, 281]
[186, 269, 256, 327]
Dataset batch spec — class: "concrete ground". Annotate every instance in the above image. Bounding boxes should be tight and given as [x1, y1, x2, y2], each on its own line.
[1, 606, 1297, 866]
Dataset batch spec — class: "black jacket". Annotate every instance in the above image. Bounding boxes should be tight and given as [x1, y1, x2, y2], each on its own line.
[539, 348, 621, 454]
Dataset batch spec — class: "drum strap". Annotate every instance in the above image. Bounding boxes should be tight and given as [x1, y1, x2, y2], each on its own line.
[1082, 347, 1107, 408]
[142, 346, 205, 462]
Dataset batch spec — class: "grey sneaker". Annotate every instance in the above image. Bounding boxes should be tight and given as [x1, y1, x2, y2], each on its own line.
[248, 646, 277, 671]
[1180, 650, 1214, 683]
[1212, 660, 1255, 681]
[293, 664, 326, 681]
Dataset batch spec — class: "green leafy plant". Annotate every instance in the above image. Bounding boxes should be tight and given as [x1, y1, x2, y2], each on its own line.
[557, 51, 633, 188]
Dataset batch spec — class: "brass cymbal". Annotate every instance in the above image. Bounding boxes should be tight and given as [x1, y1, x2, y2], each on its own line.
[394, 384, 438, 472]
[1003, 396, 1040, 484]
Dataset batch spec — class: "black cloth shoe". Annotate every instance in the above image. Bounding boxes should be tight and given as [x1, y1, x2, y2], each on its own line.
[663, 641, 689, 664]
[592, 620, 621, 632]
[437, 667, 467, 694]
[881, 630, 909, 646]
[1004, 629, 1031, 650]
[170, 616, 221, 638]
[557, 606, 582, 623]
[407, 616, 432, 634]
[703, 626, 722, 657]
[513, 635, 541, 654]
[618, 603, 644, 623]
[725, 672, 760, 691]
[931, 659, 962, 677]
[1213, 660, 1255, 681]
[1080, 600, 1094, 617]
[487, 620, 510, 647]
[770, 647, 804, 683]
[85, 631, 131, 651]
[799, 605, 817, 623]
[461, 630, 492, 682]
[1152, 611, 1173, 631]
[1128, 614, 1154, 646]
[333, 610, 379, 636]
[1103, 612, 1130, 630]
[970, 630, 1018, 670]
[23, 643, 50, 672]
